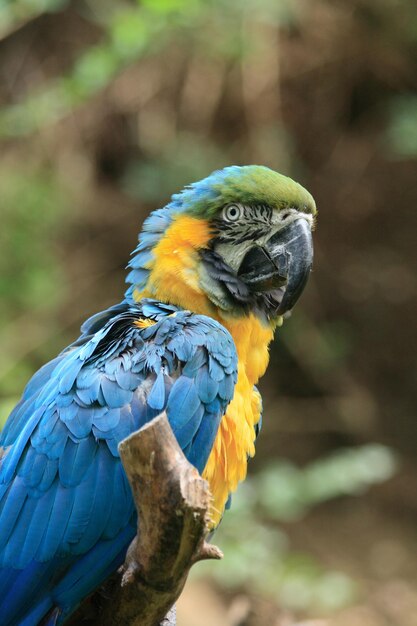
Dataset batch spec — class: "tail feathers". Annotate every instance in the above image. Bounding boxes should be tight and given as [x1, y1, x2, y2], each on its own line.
[0, 560, 56, 625]
[54, 525, 134, 610]
[41, 607, 61, 626]
[0, 526, 135, 626]
[20, 599, 57, 626]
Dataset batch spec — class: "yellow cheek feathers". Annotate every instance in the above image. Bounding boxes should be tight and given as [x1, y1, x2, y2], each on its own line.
[133, 213, 275, 527]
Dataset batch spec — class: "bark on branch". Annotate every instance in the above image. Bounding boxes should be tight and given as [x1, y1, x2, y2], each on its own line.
[67, 412, 222, 626]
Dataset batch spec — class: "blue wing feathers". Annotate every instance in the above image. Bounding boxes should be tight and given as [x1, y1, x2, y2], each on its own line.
[100, 375, 133, 408]
[91, 407, 121, 434]
[23, 356, 65, 400]
[0, 299, 238, 624]
[196, 364, 219, 403]
[0, 561, 54, 626]
[3, 494, 38, 566]
[188, 412, 220, 473]
[208, 354, 226, 382]
[19, 488, 56, 567]
[79, 302, 130, 337]
[167, 377, 201, 429]
[182, 346, 207, 376]
[37, 458, 59, 493]
[37, 483, 74, 561]
[62, 405, 93, 440]
[173, 404, 205, 451]
[21, 453, 47, 488]
[59, 436, 97, 488]
[16, 446, 37, 480]
[219, 373, 235, 400]
[147, 370, 166, 411]
[74, 448, 114, 555]
[103, 465, 131, 538]
[54, 525, 134, 611]
[0, 479, 28, 553]
[0, 406, 46, 482]
[0, 395, 39, 447]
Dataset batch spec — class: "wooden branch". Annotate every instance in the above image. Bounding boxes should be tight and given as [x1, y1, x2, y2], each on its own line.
[67, 412, 222, 626]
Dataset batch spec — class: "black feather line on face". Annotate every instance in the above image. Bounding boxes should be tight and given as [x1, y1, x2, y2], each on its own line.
[212, 203, 273, 245]
[211, 227, 268, 245]
[200, 249, 252, 303]
[200, 248, 284, 320]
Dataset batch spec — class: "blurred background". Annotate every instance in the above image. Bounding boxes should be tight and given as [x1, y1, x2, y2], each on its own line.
[0, 0, 416, 624]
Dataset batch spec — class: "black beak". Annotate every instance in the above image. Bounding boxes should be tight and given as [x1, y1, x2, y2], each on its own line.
[238, 218, 313, 315]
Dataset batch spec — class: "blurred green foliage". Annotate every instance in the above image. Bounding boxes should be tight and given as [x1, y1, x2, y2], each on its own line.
[0, 164, 70, 405]
[387, 95, 417, 157]
[0, 0, 67, 37]
[0, 0, 185, 134]
[123, 134, 228, 202]
[0, 0, 297, 137]
[252, 444, 396, 520]
[195, 444, 397, 613]
[0, 165, 67, 316]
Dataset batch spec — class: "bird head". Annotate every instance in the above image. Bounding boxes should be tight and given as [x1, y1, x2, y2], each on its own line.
[126, 165, 316, 325]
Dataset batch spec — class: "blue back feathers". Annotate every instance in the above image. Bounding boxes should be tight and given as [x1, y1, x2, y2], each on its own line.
[0, 299, 237, 624]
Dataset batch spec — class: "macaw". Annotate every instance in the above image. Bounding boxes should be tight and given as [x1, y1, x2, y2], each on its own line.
[0, 165, 316, 625]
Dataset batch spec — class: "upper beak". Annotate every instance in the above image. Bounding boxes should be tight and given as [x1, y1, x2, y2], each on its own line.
[237, 218, 313, 315]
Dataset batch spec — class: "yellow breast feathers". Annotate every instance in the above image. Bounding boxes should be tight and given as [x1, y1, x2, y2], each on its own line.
[203, 315, 273, 526]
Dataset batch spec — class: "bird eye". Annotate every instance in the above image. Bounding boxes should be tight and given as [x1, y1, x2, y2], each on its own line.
[223, 203, 243, 222]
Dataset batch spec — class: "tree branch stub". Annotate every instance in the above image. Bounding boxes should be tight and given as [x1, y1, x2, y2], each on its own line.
[67, 412, 222, 626]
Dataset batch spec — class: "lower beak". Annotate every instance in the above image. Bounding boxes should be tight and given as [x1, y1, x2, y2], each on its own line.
[238, 218, 313, 315]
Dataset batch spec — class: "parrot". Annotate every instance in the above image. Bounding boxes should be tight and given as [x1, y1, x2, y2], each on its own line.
[0, 165, 316, 625]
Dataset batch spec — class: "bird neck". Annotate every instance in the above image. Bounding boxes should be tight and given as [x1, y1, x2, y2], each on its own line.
[133, 214, 278, 526]
[134, 214, 276, 384]
[133, 215, 213, 314]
